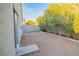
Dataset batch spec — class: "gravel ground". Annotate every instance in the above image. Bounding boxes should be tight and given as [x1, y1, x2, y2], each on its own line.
[22, 25, 40, 33]
[20, 31, 79, 56]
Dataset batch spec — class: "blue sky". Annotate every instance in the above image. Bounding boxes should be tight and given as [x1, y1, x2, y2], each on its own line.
[22, 3, 50, 21]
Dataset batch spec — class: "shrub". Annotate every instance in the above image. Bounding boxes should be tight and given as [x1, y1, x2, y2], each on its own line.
[36, 3, 79, 40]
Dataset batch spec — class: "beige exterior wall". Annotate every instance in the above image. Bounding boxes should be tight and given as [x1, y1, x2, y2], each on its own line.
[0, 3, 22, 56]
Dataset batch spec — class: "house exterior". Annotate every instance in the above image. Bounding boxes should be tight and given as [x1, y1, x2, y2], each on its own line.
[0, 3, 23, 56]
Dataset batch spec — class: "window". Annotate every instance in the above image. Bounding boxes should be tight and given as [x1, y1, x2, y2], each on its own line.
[13, 8, 19, 49]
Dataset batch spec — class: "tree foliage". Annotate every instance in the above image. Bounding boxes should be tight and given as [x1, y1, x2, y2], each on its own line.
[25, 20, 38, 26]
[36, 3, 79, 39]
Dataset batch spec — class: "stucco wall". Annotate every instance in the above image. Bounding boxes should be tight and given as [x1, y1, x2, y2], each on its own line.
[0, 3, 16, 56]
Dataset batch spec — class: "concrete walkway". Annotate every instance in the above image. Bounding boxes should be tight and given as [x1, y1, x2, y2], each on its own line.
[20, 31, 79, 56]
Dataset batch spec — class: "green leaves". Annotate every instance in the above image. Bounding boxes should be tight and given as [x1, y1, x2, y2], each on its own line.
[36, 3, 79, 39]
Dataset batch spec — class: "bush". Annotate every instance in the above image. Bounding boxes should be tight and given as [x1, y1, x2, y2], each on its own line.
[36, 3, 79, 40]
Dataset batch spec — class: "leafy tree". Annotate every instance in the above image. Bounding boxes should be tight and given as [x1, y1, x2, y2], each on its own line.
[25, 20, 37, 26]
[36, 3, 79, 39]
